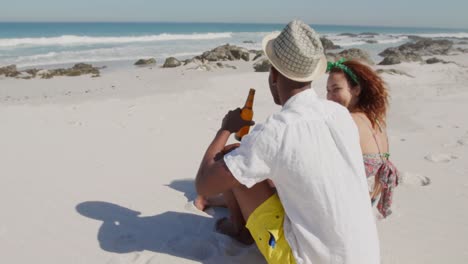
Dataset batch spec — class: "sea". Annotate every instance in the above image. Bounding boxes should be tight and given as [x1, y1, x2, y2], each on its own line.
[1, 22, 467, 70]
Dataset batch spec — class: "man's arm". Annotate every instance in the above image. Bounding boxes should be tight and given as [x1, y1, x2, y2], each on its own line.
[195, 108, 254, 196]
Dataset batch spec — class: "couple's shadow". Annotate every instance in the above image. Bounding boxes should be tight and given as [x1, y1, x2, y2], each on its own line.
[76, 201, 225, 262]
[76, 179, 263, 263]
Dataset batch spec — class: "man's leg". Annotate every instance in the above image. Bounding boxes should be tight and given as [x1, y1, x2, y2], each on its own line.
[231, 181, 276, 221]
[194, 194, 227, 211]
[232, 181, 296, 264]
[215, 181, 274, 245]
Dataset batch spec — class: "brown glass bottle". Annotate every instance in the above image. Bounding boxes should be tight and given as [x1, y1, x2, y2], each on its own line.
[235, 88, 255, 141]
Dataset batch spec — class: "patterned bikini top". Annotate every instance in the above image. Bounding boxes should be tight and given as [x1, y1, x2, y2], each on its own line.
[360, 117, 400, 218]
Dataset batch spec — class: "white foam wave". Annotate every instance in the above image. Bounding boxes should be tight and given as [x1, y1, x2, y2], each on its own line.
[408, 32, 468, 39]
[0, 33, 233, 48]
[328, 34, 408, 47]
[4, 47, 205, 68]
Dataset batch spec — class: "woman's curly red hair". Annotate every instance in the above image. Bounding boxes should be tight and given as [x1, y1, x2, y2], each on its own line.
[330, 60, 389, 128]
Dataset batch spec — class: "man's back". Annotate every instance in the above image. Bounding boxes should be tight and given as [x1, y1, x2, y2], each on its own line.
[263, 88, 380, 263]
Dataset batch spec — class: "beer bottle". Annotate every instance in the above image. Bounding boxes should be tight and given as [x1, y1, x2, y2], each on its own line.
[235, 88, 255, 141]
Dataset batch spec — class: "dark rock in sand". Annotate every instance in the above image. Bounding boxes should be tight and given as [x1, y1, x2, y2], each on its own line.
[198, 44, 250, 62]
[425, 57, 453, 64]
[39, 63, 100, 79]
[320, 37, 341, 50]
[328, 48, 374, 65]
[25, 68, 41, 78]
[379, 39, 453, 57]
[243, 40, 255, 44]
[378, 47, 423, 64]
[378, 55, 402, 65]
[365, 40, 378, 44]
[459, 41, 468, 45]
[426, 57, 443, 64]
[230, 47, 250, 61]
[0, 65, 20, 77]
[134, 58, 156, 66]
[250, 50, 265, 61]
[163, 57, 182, 68]
[378, 39, 453, 65]
[253, 58, 271, 72]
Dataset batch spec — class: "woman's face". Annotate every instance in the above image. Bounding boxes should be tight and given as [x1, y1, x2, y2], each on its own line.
[326, 72, 359, 109]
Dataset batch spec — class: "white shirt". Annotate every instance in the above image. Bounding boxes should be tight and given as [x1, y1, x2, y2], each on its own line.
[224, 89, 380, 264]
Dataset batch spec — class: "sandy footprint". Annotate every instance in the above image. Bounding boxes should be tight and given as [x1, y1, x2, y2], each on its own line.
[424, 153, 458, 163]
[67, 120, 82, 127]
[457, 137, 468, 146]
[400, 172, 431, 186]
[444, 133, 468, 147]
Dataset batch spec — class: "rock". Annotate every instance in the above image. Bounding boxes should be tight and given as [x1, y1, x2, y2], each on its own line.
[378, 55, 402, 65]
[339, 33, 358, 37]
[426, 57, 444, 64]
[334, 48, 374, 65]
[378, 39, 453, 65]
[163, 57, 182, 68]
[134, 58, 156, 66]
[376, 69, 414, 78]
[198, 44, 250, 62]
[243, 40, 255, 44]
[24, 68, 41, 78]
[320, 37, 341, 50]
[0, 65, 20, 77]
[365, 40, 378, 44]
[251, 50, 265, 61]
[70, 63, 100, 75]
[253, 58, 271, 72]
[360, 32, 379, 36]
[413, 39, 453, 55]
[380, 39, 453, 57]
[230, 47, 250, 61]
[66, 70, 82, 76]
[459, 41, 468, 45]
[379, 49, 423, 64]
[38, 63, 100, 79]
[183, 58, 203, 66]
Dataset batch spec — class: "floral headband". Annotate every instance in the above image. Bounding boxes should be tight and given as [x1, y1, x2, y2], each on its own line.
[326, 58, 359, 85]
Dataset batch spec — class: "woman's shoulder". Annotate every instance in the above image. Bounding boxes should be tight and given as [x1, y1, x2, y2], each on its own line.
[350, 112, 368, 127]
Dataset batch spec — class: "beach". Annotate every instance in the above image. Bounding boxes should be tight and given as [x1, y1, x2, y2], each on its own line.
[1, 27, 468, 263]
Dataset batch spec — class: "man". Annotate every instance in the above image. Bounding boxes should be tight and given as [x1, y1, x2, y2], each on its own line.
[195, 20, 380, 264]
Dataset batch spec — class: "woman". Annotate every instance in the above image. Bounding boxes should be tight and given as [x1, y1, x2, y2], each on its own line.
[326, 58, 400, 218]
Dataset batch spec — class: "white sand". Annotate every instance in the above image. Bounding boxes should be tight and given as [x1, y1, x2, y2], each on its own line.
[1, 56, 468, 263]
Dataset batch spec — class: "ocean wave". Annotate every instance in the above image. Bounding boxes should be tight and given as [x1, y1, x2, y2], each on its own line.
[405, 32, 468, 39]
[3, 47, 204, 68]
[328, 34, 408, 47]
[0, 32, 233, 48]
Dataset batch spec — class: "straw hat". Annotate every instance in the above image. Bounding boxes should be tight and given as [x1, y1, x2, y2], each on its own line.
[262, 20, 327, 82]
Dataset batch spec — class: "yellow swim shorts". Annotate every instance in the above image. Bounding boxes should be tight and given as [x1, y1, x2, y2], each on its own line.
[245, 194, 296, 264]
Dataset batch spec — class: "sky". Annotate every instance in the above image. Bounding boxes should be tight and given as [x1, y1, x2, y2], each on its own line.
[1, 0, 467, 29]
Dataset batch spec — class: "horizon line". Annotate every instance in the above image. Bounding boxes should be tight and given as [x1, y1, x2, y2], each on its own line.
[0, 20, 467, 31]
